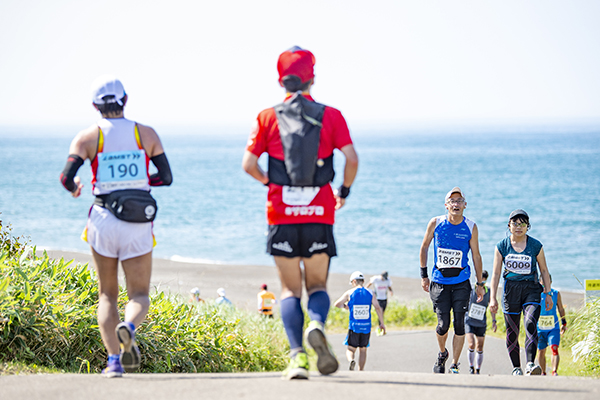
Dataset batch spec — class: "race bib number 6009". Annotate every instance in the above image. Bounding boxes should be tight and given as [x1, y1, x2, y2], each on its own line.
[504, 254, 532, 275]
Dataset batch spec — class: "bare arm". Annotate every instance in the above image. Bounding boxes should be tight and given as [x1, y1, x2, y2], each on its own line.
[537, 248, 553, 311]
[137, 124, 165, 158]
[335, 144, 359, 210]
[489, 248, 503, 315]
[242, 151, 269, 185]
[470, 224, 485, 302]
[334, 290, 351, 309]
[62, 125, 100, 197]
[419, 218, 436, 293]
[557, 291, 567, 334]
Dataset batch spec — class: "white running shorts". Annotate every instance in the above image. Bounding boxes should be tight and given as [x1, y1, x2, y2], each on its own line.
[84, 205, 153, 260]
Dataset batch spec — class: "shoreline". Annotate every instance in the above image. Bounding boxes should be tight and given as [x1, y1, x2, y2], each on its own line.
[41, 249, 585, 311]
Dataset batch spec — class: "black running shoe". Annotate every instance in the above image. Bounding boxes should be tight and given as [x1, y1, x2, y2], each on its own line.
[469, 366, 475, 374]
[433, 349, 448, 374]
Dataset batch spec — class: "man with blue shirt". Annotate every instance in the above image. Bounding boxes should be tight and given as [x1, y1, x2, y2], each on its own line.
[537, 275, 567, 376]
[334, 271, 385, 371]
[419, 187, 484, 374]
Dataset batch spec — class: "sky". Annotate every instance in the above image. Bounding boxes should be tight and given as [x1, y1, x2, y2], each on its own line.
[1, 0, 599, 133]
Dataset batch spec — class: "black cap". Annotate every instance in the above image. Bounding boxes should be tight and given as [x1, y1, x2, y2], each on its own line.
[509, 209, 529, 220]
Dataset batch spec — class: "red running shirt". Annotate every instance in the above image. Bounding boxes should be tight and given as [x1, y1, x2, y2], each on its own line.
[246, 94, 353, 225]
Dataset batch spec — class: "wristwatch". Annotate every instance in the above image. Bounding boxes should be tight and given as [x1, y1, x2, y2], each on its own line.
[476, 282, 485, 287]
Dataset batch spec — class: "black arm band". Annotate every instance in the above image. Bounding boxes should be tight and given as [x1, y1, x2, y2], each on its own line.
[561, 317, 567, 326]
[149, 153, 173, 186]
[337, 185, 350, 199]
[420, 267, 428, 279]
[60, 154, 84, 193]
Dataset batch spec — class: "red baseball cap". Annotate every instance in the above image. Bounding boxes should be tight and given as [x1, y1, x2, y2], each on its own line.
[277, 46, 315, 84]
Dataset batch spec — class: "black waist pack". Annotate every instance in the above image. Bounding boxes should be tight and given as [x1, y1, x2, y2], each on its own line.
[94, 189, 157, 223]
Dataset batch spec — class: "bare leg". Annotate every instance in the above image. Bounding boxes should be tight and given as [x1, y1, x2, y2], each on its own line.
[436, 332, 449, 353]
[274, 256, 303, 299]
[551, 349, 560, 373]
[346, 346, 356, 363]
[452, 334, 465, 365]
[91, 248, 121, 355]
[121, 252, 152, 328]
[358, 347, 368, 370]
[466, 333, 476, 350]
[303, 253, 329, 295]
[538, 347, 547, 373]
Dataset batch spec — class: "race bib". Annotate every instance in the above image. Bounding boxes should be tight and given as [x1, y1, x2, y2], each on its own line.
[97, 150, 147, 191]
[504, 254, 532, 275]
[282, 186, 320, 206]
[263, 299, 273, 306]
[538, 315, 555, 330]
[468, 303, 486, 320]
[353, 305, 370, 320]
[437, 248, 463, 269]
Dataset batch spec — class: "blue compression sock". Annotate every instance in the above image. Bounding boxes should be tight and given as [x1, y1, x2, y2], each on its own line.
[280, 297, 304, 350]
[307, 290, 330, 325]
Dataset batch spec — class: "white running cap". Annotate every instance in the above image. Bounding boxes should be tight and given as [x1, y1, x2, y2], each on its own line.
[91, 74, 126, 105]
[217, 288, 226, 297]
[445, 186, 465, 202]
[190, 287, 200, 294]
[349, 271, 364, 283]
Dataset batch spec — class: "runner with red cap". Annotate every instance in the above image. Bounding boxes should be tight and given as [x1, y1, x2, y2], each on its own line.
[243, 46, 359, 380]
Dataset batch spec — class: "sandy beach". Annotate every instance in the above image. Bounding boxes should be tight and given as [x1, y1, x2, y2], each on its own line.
[42, 249, 585, 311]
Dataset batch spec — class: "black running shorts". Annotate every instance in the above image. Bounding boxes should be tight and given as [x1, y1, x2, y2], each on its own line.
[429, 279, 471, 315]
[377, 299, 387, 312]
[267, 223, 337, 258]
[346, 329, 371, 348]
[465, 323, 486, 337]
[503, 279, 542, 314]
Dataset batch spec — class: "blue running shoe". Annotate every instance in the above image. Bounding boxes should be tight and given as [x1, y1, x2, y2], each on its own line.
[102, 358, 124, 378]
[116, 321, 141, 372]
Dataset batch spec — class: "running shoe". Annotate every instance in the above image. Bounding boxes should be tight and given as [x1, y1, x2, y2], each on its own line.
[282, 352, 309, 380]
[525, 362, 542, 376]
[449, 363, 460, 374]
[116, 321, 141, 372]
[512, 367, 524, 376]
[475, 369, 480, 375]
[551, 371, 558, 376]
[469, 366, 475, 374]
[102, 358, 124, 378]
[349, 360, 356, 371]
[433, 349, 448, 374]
[305, 321, 339, 375]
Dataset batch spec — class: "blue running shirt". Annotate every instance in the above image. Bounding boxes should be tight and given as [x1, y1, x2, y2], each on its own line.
[432, 215, 474, 285]
[496, 235, 543, 283]
[348, 287, 373, 334]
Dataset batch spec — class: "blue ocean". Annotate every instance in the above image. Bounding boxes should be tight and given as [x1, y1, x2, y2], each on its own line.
[1, 127, 599, 291]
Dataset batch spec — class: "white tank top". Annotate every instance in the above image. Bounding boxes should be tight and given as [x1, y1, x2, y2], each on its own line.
[92, 118, 150, 195]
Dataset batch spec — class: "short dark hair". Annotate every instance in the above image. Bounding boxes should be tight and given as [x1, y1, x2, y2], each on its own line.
[95, 95, 125, 114]
[281, 75, 311, 93]
[509, 215, 531, 229]
[482, 270, 489, 280]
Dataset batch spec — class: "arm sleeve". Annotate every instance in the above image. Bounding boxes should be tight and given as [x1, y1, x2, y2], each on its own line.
[149, 153, 173, 186]
[59, 154, 84, 193]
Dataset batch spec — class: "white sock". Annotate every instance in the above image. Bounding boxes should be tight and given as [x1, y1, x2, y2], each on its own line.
[468, 348, 475, 367]
[476, 351, 484, 369]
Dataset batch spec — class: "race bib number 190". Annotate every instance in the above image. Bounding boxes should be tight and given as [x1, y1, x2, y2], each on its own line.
[97, 150, 147, 190]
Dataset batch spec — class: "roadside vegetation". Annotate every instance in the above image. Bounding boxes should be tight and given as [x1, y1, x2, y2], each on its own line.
[1, 219, 598, 377]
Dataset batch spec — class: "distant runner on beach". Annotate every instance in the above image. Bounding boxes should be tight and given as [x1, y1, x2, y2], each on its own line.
[334, 271, 385, 371]
[419, 187, 484, 374]
[489, 209, 553, 376]
[60, 75, 172, 378]
[366, 271, 393, 335]
[242, 46, 359, 380]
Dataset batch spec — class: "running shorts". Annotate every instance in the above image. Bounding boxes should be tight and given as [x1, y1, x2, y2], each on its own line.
[345, 329, 371, 348]
[538, 327, 561, 349]
[503, 279, 542, 314]
[84, 205, 153, 260]
[465, 323, 486, 337]
[377, 299, 387, 312]
[429, 279, 471, 315]
[267, 223, 336, 258]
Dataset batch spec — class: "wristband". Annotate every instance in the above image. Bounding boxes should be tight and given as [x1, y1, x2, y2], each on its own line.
[476, 282, 485, 287]
[561, 317, 567, 326]
[492, 319, 497, 323]
[337, 185, 350, 199]
[264, 179, 270, 186]
[420, 267, 428, 279]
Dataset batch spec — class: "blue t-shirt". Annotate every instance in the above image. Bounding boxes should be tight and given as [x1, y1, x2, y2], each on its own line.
[496, 235, 543, 283]
[538, 289, 559, 331]
[432, 215, 474, 285]
[348, 287, 373, 334]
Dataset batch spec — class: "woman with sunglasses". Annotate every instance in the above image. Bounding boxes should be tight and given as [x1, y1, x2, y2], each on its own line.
[489, 209, 553, 376]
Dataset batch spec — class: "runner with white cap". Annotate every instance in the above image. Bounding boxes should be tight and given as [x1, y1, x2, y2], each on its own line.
[419, 187, 484, 374]
[334, 271, 385, 371]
